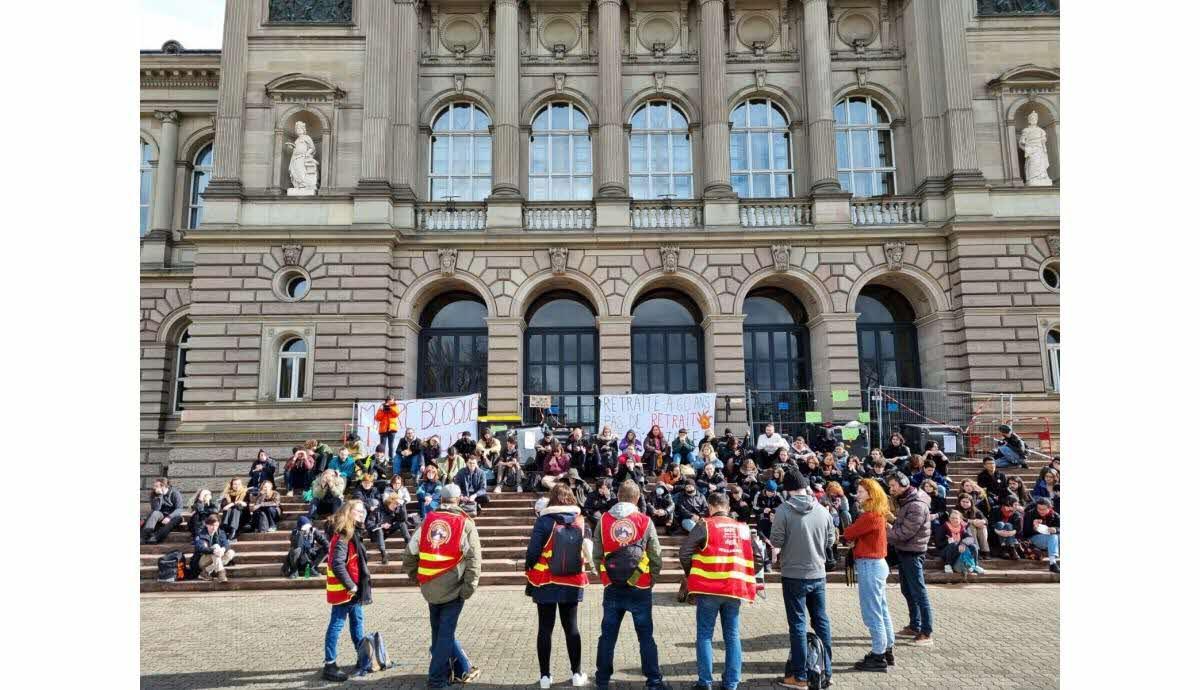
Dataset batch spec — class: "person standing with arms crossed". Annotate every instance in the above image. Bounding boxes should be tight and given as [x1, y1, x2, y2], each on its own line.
[592, 480, 666, 690]
[679, 490, 758, 690]
[401, 484, 483, 688]
[771, 468, 835, 689]
[886, 472, 934, 645]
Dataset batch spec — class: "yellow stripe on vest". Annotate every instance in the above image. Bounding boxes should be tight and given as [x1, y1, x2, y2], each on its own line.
[689, 567, 757, 583]
[326, 582, 346, 591]
[419, 552, 457, 562]
[418, 565, 453, 576]
[691, 553, 756, 569]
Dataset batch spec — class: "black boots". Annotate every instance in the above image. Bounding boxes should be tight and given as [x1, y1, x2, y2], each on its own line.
[884, 647, 895, 666]
[322, 663, 348, 682]
[854, 653, 888, 672]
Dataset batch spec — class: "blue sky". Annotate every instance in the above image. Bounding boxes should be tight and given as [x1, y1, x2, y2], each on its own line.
[142, 0, 225, 49]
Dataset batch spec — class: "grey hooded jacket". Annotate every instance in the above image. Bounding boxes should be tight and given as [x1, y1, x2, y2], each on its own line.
[769, 492, 836, 580]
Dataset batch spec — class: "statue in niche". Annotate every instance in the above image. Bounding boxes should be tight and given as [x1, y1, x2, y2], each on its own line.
[1018, 111, 1052, 187]
[285, 121, 319, 195]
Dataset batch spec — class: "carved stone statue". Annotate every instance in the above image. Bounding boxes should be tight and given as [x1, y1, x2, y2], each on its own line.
[285, 121, 319, 195]
[660, 246, 680, 274]
[884, 241, 905, 271]
[549, 248, 569, 275]
[438, 248, 458, 276]
[771, 245, 791, 272]
[1018, 112, 1052, 187]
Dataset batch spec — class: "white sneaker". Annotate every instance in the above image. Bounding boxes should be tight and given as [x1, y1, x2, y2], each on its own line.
[973, 566, 987, 575]
[539, 676, 553, 689]
[494, 486, 502, 494]
[943, 565, 952, 574]
[571, 672, 588, 686]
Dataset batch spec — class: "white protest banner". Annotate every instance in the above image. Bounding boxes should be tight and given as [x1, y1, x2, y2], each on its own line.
[598, 393, 716, 441]
[354, 393, 479, 457]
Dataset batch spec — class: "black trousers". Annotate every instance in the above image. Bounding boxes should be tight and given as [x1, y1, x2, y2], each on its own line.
[536, 602, 581, 677]
[221, 507, 246, 537]
[381, 431, 398, 459]
[141, 511, 182, 542]
[251, 506, 280, 532]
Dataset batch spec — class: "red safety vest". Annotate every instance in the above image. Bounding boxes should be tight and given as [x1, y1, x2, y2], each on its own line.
[325, 533, 359, 605]
[685, 516, 757, 603]
[598, 511, 653, 589]
[526, 514, 590, 588]
[417, 510, 469, 583]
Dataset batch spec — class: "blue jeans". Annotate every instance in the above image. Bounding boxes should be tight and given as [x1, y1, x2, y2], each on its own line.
[419, 496, 440, 517]
[407, 452, 423, 476]
[1030, 533, 1060, 561]
[324, 602, 364, 664]
[428, 598, 471, 688]
[994, 521, 1019, 546]
[695, 595, 742, 690]
[595, 586, 663, 689]
[854, 558, 895, 655]
[995, 445, 1025, 467]
[897, 551, 933, 635]
[675, 450, 701, 472]
[781, 577, 833, 680]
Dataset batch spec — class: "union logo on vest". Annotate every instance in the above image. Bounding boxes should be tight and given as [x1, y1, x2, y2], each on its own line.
[610, 518, 637, 545]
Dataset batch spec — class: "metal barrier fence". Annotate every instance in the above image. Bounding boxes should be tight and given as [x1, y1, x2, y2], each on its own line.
[746, 389, 870, 453]
[869, 386, 1014, 458]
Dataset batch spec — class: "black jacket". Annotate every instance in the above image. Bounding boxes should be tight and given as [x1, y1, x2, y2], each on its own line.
[453, 437, 477, 457]
[615, 464, 645, 485]
[189, 528, 229, 575]
[291, 525, 330, 558]
[397, 435, 423, 458]
[247, 459, 277, 489]
[331, 529, 373, 605]
[728, 496, 754, 522]
[647, 489, 674, 518]
[674, 490, 709, 523]
[976, 468, 1008, 500]
[1022, 508, 1060, 539]
[584, 490, 617, 520]
[150, 488, 185, 520]
[696, 469, 727, 494]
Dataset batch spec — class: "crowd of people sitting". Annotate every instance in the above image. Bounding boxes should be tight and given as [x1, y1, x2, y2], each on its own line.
[141, 401, 1061, 584]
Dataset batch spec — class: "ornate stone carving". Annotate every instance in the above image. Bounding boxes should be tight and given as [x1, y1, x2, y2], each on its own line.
[1019, 111, 1053, 186]
[653, 72, 666, 93]
[154, 110, 180, 125]
[549, 247, 569, 275]
[554, 73, 566, 93]
[884, 241, 906, 271]
[836, 11, 877, 50]
[453, 74, 466, 94]
[1047, 235, 1060, 257]
[977, 0, 1059, 17]
[660, 245, 680, 274]
[771, 244, 791, 272]
[755, 70, 767, 89]
[285, 121, 319, 195]
[281, 244, 303, 266]
[268, 0, 354, 23]
[438, 248, 458, 276]
[856, 67, 869, 88]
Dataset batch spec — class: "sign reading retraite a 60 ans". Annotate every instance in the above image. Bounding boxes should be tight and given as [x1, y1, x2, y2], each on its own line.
[354, 393, 479, 456]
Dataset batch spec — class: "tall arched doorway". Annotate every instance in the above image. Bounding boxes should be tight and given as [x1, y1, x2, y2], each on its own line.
[743, 288, 811, 436]
[523, 292, 599, 429]
[855, 285, 921, 402]
[631, 290, 705, 394]
[419, 292, 489, 413]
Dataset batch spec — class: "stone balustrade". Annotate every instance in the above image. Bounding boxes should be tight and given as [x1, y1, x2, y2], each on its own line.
[417, 202, 487, 231]
[739, 199, 813, 228]
[850, 197, 923, 226]
[523, 202, 595, 231]
[630, 200, 703, 229]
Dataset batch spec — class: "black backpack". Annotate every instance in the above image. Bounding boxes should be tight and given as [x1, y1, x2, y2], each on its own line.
[157, 550, 183, 582]
[602, 543, 645, 585]
[548, 521, 585, 576]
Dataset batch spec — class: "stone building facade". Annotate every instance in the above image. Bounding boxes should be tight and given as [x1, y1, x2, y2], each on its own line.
[140, 0, 1060, 491]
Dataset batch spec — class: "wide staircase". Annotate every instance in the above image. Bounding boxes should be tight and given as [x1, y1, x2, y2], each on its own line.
[140, 457, 1059, 592]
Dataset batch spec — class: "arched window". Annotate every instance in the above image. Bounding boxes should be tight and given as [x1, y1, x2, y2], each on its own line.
[855, 286, 920, 397]
[172, 327, 191, 414]
[524, 292, 599, 429]
[529, 103, 592, 200]
[419, 293, 489, 411]
[730, 98, 792, 198]
[188, 143, 213, 229]
[628, 101, 692, 200]
[140, 140, 154, 236]
[632, 290, 704, 394]
[1046, 328, 1060, 392]
[430, 103, 492, 202]
[743, 289, 810, 392]
[277, 337, 308, 401]
[835, 96, 896, 197]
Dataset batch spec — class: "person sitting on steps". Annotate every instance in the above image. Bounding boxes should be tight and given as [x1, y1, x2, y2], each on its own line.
[191, 514, 236, 583]
[141, 477, 184, 545]
[282, 515, 329, 579]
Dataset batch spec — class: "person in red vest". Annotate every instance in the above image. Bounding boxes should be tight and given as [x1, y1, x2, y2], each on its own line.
[525, 483, 593, 689]
[678, 491, 759, 690]
[591, 480, 665, 690]
[400, 484, 483, 688]
[321, 499, 372, 683]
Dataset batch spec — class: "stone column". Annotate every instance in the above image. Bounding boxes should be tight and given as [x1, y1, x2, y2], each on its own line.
[486, 317, 524, 416]
[150, 111, 181, 233]
[357, 0, 396, 193]
[801, 0, 839, 195]
[937, 0, 982, 184]
[208, 0, 249, 197]
[703, 315, 749, 434]
[595, 0, 627, 199]
[392, 0, 420, 203]
[699, 0, 734, 200]
[491, 0, 522, 199]
[394, 319, 421, 399]
[597, 316, 633, 393]
[807, 313, 862, 421]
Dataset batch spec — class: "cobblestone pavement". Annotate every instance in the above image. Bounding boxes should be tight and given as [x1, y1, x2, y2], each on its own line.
[141, 584, 1058, 689]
